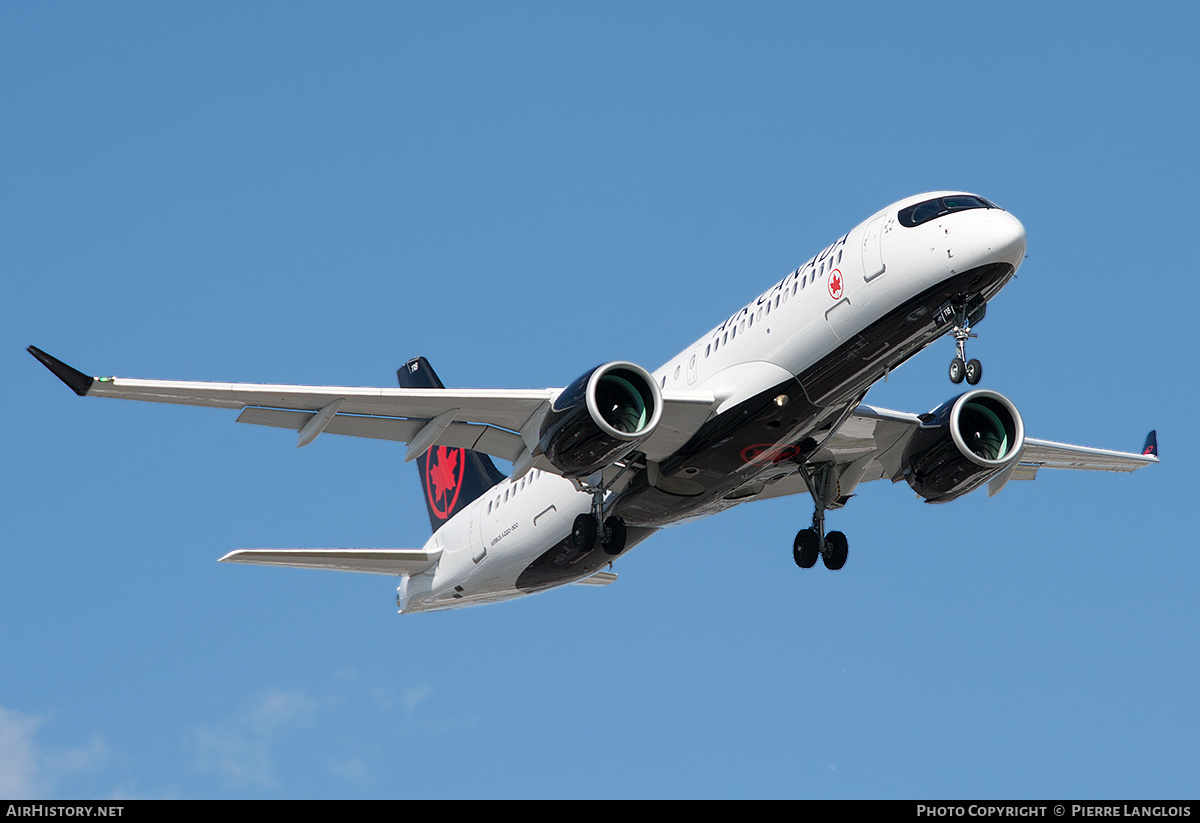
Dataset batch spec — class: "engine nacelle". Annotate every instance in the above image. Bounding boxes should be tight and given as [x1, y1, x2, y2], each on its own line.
[902, 389, 1025, 503]
[539, 362, 663, 478]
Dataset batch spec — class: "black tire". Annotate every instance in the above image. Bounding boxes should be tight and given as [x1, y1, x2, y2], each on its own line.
[600, 517, 627, 556]
[965, 359, 982, 385]
[570, 513, 598, 553]
[793, 529, 819, 568]
[949, 358, 966, 384]
[823, 531, 848, 571]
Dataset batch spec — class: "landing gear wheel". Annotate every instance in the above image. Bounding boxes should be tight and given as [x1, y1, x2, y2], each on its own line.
[965, 359, 982, 385]
[570, 513, 597, 553]
[822, 531, 849, 571]
[949, 358, 966, 384]
[793, 529, 819, 568]
[600, 517, 627, 556]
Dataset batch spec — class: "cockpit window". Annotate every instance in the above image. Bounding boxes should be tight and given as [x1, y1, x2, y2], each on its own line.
[898, 195, 998, 228]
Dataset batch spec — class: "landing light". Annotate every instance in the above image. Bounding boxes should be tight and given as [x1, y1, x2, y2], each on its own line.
[774, 394, 789, 407]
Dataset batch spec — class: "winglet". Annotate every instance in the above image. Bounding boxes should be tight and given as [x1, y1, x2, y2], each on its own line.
[27, 346, 94, 397]
[1142, 430, 1158, 458]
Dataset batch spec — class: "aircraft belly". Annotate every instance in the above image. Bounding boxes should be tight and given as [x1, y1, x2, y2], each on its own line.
[614, 262, 1015, 527]
[431, 475, 652, 600]
[515, 525, 658, 592]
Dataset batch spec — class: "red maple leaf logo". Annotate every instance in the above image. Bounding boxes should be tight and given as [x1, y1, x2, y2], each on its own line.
[425, 446, 464, 519]
[739, 443, 801, 464]
[828, 268, 843, 300]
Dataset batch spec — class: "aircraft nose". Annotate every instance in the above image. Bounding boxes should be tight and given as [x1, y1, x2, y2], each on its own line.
[985, 209, 1026, 269]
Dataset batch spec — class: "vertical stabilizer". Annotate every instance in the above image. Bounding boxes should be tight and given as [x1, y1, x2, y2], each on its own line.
[399, 357, 507, 533]
[1142, 430, 1158, 457]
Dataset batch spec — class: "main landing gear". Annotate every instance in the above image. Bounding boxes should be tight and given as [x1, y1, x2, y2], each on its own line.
[792, 463, 849, 571]
[948, 302, 982, 386]
[570, 513, 627, 556]
[566, 466, 632, 557]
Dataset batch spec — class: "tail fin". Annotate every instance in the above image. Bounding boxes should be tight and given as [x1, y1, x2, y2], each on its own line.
[1142, 430, 1158, 457]
[399, 357, 507, 533]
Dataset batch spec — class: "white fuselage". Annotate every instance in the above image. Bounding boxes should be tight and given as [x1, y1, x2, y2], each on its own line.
[401, 193, 1027, 612]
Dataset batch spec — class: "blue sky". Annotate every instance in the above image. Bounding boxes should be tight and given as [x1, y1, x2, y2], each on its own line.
[3, 2, 1197, 799]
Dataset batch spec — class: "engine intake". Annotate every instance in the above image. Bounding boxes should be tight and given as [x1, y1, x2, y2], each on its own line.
[902, 389, 1025, 503]
[539, 362, 662, 478]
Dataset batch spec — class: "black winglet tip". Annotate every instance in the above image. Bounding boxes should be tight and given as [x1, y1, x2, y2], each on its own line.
[1142, 430, 1158, 458]
[27, 345, 94, 397]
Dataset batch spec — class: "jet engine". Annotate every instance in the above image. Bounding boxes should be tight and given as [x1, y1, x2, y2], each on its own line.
[902, 389, 1025, 503]
[539, 362, 662, 478]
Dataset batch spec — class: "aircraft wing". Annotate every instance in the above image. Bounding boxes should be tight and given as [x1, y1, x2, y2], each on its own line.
[742, 402, 1157, 504]
[839, 403, 1158, 481]
[27, 346, 717, 469]
[1014, 436, 1160, 472]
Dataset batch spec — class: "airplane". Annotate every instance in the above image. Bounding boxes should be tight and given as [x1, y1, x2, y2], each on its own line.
[28, 191, 1159, 613]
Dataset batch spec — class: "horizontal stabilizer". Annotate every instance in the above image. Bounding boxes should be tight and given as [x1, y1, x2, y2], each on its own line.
[219, 547, 441, 576]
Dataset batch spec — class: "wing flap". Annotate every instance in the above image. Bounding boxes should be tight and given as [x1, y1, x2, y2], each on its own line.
[220, 548, 441, 576]
[235, 407, 528, 462]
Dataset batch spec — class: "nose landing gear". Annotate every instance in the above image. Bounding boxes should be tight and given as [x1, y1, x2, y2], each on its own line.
[948, 302, 983, 385]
